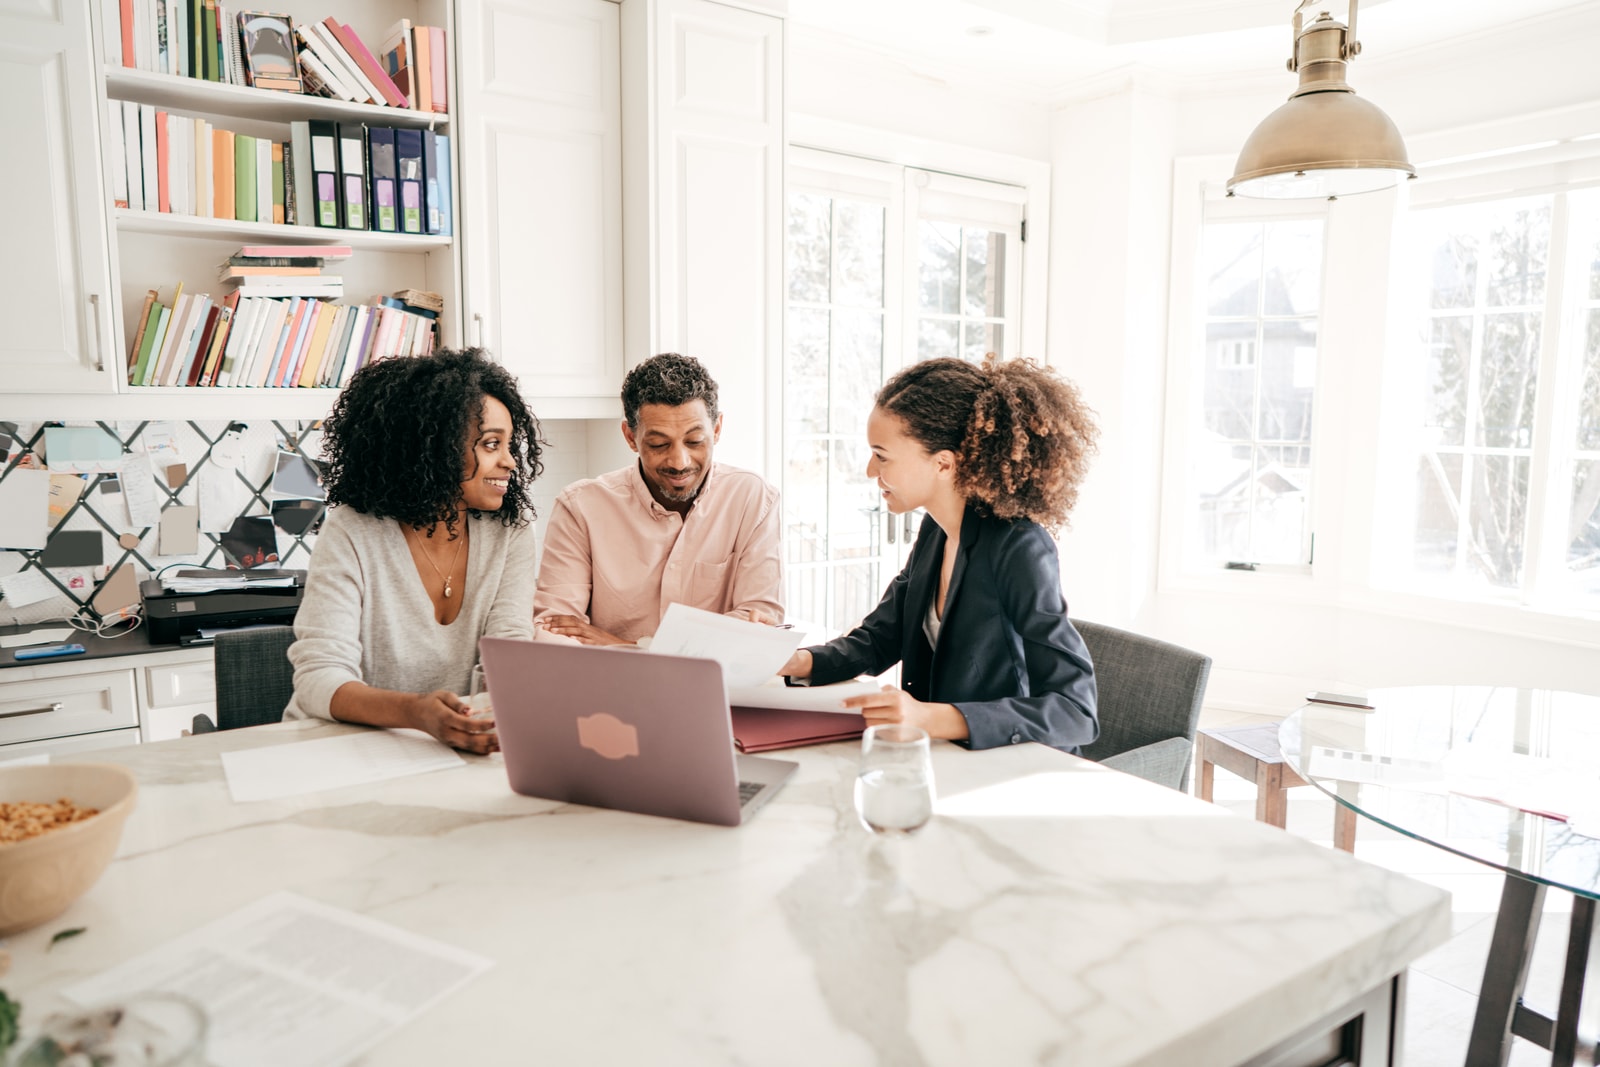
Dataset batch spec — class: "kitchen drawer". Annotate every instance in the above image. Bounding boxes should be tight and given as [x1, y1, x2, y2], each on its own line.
[0, 669, 139, 746]
[145, 659, 217, 709]
[0, 727, 141, 762]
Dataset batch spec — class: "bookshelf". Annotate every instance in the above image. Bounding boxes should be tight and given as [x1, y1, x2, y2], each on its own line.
[90, 0, 462, 409]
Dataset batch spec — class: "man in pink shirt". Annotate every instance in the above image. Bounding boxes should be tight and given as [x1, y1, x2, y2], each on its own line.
[534, 353, 783, 645]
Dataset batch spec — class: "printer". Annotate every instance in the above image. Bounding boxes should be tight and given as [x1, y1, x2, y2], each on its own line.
[140, 570, 307, 646]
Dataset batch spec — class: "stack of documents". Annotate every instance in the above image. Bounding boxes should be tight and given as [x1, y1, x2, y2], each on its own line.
[162, 568, 296, 593]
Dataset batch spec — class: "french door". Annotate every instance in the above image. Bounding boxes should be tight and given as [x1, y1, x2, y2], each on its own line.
[783, 147, 1025, 635]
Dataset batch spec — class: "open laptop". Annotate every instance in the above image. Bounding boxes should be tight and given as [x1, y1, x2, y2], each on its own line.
[478, 638, 797, 827]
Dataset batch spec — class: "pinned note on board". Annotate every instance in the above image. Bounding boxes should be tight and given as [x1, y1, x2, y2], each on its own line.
[0, 468, 49, 550]
[160, 505, 200, 556]
[46, 474, 86, 529]
[43, 426, 124, 474]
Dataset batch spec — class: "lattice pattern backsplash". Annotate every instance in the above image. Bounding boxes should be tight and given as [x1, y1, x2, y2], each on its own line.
[0, 419, 326, 627]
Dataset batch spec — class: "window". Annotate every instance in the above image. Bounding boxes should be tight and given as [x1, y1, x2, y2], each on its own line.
[1185, 216, 1324, 568]
[1385, 188, 1600, 611]
[783, 150, 1027, 634]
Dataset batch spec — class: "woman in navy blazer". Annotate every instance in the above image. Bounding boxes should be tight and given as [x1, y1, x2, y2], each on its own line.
[781, 356, 1100, 753]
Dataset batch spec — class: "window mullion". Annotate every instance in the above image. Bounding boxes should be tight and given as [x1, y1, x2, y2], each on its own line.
[1522, 193, 1571, 604]
[1456, 218, 1493, 578]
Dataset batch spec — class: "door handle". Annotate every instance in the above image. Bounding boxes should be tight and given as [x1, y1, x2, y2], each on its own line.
[903, 511, 914, 541]
[0, 701, 64, 720]
[886, 511, 896, 544]
[473, 312, 486, 350]
[88, 294, 105, 372]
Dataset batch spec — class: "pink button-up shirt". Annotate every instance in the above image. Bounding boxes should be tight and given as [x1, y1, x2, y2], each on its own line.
[533, 462, 783, 642]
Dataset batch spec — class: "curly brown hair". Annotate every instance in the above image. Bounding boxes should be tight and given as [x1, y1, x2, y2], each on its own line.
[875, 355, 1098, 531]
[321, 348, 544, 538]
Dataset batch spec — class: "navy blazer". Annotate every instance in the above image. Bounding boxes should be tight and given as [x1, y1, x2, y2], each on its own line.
[805, 507, 1098, 753]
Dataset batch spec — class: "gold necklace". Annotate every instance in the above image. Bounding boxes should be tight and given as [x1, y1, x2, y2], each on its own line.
[408, 524, 466, 598]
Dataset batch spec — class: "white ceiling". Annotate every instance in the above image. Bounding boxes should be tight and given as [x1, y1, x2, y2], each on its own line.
[786, 0, 1597, 101]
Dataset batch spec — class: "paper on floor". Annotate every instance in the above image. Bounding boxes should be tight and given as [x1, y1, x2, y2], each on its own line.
[62, 891, 493, 1067]
[220, 729, 464, 803]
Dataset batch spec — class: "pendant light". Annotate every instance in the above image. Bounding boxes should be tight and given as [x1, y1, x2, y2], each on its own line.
[1228, 0, 1415, 199]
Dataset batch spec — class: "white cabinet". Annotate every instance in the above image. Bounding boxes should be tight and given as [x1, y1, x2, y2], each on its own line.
[621, 0, 785, 473]
[0, 644, 216, 754]
[457, 0, 624, 417]
[0, 0, 119, 393]
[0, 0, 466, 419]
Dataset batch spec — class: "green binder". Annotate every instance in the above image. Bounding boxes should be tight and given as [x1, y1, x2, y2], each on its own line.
[234, 134, 256, 222]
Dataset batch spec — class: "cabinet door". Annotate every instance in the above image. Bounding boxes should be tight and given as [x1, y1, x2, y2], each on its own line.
[635, 0, 784, 475]
[0, 0, 117, 392]
[457, 0, 623, 404]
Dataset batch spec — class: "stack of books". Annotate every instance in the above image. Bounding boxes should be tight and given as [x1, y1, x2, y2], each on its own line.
[103, 2, 448, 115]
[126, 275, 440, 389]
[220, 244, 349, 300]
[107, 109, 454, 236]
[297, 18, 448, 113]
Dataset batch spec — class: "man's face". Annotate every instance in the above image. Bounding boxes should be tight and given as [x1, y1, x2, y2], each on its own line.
[622, 400, 722, 506]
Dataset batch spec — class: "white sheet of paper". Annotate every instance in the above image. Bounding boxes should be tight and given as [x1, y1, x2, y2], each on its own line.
[220, 730, 465, 803]
[727, 676, 884, 713]
[62, 891, 494, 1067]
[0, 627, 74, 649]
[647, 603, 804, 689]
[1, 568, 59, 609]
[0, 467, 50, 549]
[122, 452, 163, 528]
[198, 466, 248, 534]
[142, 421, 182, 469]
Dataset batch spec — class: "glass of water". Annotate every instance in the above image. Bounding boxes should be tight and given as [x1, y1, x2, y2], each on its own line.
[854, 723, 934, 835]
[467, 663, 493, 720]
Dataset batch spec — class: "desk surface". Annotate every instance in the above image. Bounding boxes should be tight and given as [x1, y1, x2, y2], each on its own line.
[15, 722, 1448, 1066]
[0, 621, 182, 669]
[1281, 686, 1600, 900]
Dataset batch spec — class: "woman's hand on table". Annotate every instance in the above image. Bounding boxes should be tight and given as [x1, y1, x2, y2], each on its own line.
[843, 686, 969, 740]
[406, 690, 499, 754]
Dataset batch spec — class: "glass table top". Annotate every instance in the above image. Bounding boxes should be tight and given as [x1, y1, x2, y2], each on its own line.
[1280, 686, 1600, 900]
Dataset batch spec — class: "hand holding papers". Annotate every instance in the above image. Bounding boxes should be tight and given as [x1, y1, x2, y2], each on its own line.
[647, 603, 803, 689]
[727, 675, 883, 714]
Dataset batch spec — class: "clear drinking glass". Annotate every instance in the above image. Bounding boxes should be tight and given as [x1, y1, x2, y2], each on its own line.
[467, 663, 493, 720]
[15, 992, 207, 1066]
[854, 724, 934, 835]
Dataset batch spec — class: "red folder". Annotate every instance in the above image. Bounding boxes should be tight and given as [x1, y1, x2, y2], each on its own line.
[731, 707, 866, 753]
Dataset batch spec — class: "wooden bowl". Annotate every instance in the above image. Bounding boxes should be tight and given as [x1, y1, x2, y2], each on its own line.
[0, 763, 139, 937]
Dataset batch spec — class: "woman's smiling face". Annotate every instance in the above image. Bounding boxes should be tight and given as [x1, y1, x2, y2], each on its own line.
[460, 394, 516, 512]
[865, 406, 950, 515]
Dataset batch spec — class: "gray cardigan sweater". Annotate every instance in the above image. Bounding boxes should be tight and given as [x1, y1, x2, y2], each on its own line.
[284, 506, 537, 720]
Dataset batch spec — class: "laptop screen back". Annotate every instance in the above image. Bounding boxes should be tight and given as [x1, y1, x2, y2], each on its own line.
[479, 638, 744, 826]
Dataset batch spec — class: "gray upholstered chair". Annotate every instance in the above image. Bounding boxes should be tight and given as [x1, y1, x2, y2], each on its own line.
[193, 625, 296, 733]
[1074, 619, 1212, 792]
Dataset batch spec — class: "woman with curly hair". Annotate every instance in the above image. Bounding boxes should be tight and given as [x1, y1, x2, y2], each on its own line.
[284, 348, 544, 753]
[780, 355, 1100, 753]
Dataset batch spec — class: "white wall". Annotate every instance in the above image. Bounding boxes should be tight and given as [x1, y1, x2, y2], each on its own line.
[786, 29, 1053, 163]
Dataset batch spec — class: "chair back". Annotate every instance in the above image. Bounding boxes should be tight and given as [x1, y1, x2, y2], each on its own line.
[212, 625, 297, 730]
[1074, 619, 1212, 792]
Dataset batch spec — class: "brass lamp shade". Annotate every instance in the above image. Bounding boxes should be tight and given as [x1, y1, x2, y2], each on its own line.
[1228, 2, 1415, 199]
[1229, 91, 1415, 199]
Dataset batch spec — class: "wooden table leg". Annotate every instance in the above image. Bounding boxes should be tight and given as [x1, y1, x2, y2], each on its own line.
[1198, 753, 1216, 803]
[1332, 802, 1357, 854]
[1255, 762, 1289, 828]
[1552, 895, 1600, 1067]
[1467, 874, 1546, 1067]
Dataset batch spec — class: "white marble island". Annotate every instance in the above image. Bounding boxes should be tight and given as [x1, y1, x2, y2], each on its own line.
[12, 721, 1448, 1066]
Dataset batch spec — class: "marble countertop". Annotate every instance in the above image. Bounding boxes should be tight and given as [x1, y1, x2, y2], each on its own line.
[11, 722, 1450, 1066]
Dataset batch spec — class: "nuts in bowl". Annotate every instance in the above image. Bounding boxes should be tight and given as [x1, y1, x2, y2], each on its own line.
[0, 763, 139, 937]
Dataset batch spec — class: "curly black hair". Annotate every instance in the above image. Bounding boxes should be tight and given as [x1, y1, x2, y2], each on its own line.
[320, 349, 544, 536]
[621, 353, 720, 429]
[876, 355, 1099, 532]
